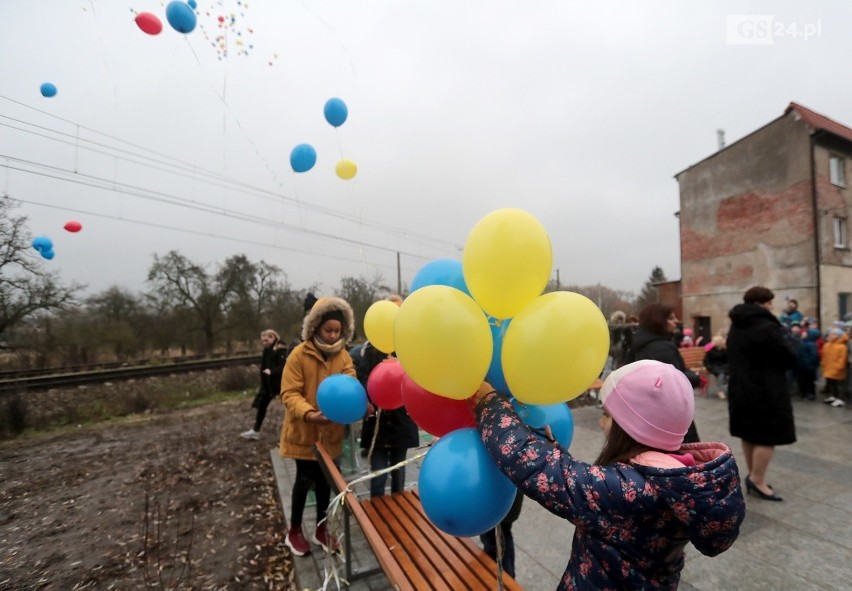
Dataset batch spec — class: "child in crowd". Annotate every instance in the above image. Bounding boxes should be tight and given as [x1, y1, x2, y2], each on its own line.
[476, 360, 745, 589]
[797, 326, 821, 401]
[821, 327, 849, 408]
[703, 335, 729, 400]
[279, 297, 356, 556]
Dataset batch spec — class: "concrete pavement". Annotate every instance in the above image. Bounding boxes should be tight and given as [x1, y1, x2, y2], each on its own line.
[270, 394, 852, 590]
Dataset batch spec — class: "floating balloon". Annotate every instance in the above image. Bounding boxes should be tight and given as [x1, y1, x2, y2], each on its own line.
[323, 97, 348, 127]
[316, 374, 368, 424]
[63, 221, 82, 233]
[31, 236, 53, 253]
[462, 208, 552, 319]
[401, 374, 476, 437]
[512, 399, 575, 449]
[40, 83, 57, 98]
[419, 428, 517, 537]
[486, 318, 511, 396]
[410, 258, 470, 295]
[41, 249, 55, 261]
[188, 0, 197, 8]
[166, 1, 197, 34]
[366, 359, 406, 410]
[394, 285, 492, 400]
[363, 300, 399, 354]
[135, 12, 163, 35]
[290, 144, 317, 173]
[502, 291, 609, 405]
[335, 159, 357, 180]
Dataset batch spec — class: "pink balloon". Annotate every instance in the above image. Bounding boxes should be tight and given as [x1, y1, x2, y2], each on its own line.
[401, 374, 476, 437]
[366, 359, 405, 410]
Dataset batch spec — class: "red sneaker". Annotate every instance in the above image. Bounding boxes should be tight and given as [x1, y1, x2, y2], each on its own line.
[311, 522, 339, 553]
[285, 526, 311, 556]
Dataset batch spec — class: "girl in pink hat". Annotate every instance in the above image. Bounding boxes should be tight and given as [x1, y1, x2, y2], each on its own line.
[476, 360, 745, 590]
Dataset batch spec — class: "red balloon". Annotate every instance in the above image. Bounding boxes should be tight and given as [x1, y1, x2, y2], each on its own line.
[366, 359, 406, 410]
[63, 220, 82, 233]
[401, 374, 476, 437]
[135, 12, 163, 35]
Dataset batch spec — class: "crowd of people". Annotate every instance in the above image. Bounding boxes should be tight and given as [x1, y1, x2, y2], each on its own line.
[233, 285, 852, 586]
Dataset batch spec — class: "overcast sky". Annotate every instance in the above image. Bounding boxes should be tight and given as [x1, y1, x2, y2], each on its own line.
[2, 1, 850, 299]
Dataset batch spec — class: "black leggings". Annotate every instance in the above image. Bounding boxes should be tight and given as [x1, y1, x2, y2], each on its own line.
[253, 395, 272, 431]
[290, 459, 331, 527]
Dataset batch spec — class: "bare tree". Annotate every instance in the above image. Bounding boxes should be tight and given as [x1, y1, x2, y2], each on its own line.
[0, 195, 79, 350]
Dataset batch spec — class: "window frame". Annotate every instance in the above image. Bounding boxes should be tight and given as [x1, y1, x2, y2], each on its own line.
[833, 216, 848, 249]
[829, 155, 847, 187]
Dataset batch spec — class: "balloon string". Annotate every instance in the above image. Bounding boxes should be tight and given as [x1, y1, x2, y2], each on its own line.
[495, 525, 506, 591]
[365, 407, 381, 468]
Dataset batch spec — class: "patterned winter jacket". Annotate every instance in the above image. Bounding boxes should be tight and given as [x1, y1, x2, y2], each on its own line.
[477, 393, 745, 590]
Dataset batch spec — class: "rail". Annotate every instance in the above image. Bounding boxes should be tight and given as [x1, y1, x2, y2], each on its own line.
[0, 354, 257, 394]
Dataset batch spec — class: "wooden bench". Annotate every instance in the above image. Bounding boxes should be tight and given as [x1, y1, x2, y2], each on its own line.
[314, 442, 524, 591]
[679, 347, 707, 374]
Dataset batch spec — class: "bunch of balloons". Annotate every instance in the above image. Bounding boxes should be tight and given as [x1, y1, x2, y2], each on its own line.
[289, 98, 358, 180]
[354, 208, 609, 537]
[133, 1, 197, 36]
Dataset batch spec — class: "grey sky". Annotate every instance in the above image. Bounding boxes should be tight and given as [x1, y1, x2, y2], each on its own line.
[2, 1, 850, 298]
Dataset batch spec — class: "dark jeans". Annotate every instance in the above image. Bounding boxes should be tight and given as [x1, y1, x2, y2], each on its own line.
[290, 459, 331, 527]
[369, 446, 408, 497]
[826, 378, 847, 400]
[797, 368, 816, 399]
[252, 394, 272, 431]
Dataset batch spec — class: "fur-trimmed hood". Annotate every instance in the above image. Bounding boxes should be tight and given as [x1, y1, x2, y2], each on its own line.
[301, 296, 355, 343]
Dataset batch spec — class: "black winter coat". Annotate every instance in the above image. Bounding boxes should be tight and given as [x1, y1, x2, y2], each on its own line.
[631, 327, 701, 444]
[260, 343, 287, 398]
[726, 304, 797, 446]
[357, 343, 420, 450]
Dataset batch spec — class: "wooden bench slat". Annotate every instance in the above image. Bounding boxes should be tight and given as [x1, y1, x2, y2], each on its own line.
[314, 442, 524, 591]
[363, 496, 457, 591]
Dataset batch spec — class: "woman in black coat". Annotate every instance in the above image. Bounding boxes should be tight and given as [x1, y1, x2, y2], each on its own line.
[726, 286, 797, 501]
[631, 303, 701, 443]
[240, 329, 287, 440]
[357, 341, 420, 498]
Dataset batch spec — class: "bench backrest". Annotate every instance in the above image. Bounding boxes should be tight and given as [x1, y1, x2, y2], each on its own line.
[679, 347, 706, 371]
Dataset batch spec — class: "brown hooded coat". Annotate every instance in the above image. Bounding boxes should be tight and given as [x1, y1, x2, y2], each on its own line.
[278, 297, 356, 460]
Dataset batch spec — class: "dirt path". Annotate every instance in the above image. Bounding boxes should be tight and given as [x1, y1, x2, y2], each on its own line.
[0, 398, 295, 590]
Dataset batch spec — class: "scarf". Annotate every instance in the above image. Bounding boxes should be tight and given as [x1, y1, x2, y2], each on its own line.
[313, 336, 345, 356]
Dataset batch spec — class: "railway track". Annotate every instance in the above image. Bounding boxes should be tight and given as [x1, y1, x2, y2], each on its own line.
[0, 354, 257, 394]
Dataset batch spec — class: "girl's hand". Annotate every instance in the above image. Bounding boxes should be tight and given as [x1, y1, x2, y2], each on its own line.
[306, 410, 332, 425]
[262, 369, 271, 375]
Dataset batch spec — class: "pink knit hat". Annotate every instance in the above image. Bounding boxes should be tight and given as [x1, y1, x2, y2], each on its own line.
[600, 360, 695, 451]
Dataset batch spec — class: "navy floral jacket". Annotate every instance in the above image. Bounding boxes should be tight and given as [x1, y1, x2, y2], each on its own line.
[477, 393, 745, 590]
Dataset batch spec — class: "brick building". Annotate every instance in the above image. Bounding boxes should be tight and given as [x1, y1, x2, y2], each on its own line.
[675, 102, 852, 338]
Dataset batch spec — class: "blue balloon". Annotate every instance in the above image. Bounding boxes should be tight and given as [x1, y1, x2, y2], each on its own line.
[31, 236, 53, 253]
[166, 1, 197, 33]
[317, 374, 368, 424]
[512, 399, 574, 449]
[40, 83, 57, 98]
[290, 143, 317, 173]
[41, 249, 55, 261]
[418, 428, 517, 537]
[323, 98, 348, 127]
[187, 0, 197, 8]
[410, 258, 470, 295]
[486, 318, 511, 396]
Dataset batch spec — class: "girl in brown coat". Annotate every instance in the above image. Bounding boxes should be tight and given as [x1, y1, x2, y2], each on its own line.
[279, 296, 356, 556]
[821, 328, 849, 407]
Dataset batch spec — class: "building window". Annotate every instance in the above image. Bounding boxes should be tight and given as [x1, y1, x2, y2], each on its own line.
[830, 156, 846, 187]
[840, 293, 851, 321]
[834, 217, 848, 248]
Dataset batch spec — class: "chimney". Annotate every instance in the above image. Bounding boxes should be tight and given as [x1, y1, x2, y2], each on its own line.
[717, 129, 726, 151]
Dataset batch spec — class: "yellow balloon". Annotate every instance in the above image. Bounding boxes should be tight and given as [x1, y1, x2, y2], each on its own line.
[394, 285, 492, 400]
[335, 159, 357, 180]
[462, 208, 552, 319]
[363, 300, 399, 354]
[502, 291, 609, 405]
